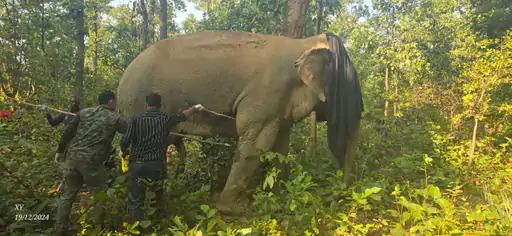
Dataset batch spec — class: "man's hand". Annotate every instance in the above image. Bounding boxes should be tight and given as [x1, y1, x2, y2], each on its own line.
[54, 153, 64, 164]
[193, 104, 205, 111]
[183, 104, 205, 116]
[40, 105, 48, 112]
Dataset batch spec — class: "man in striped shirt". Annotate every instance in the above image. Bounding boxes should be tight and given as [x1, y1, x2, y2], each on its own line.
[120, 93, 203, 227]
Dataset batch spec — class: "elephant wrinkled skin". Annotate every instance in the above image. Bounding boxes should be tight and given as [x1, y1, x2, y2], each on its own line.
[117, 31, 363, 213]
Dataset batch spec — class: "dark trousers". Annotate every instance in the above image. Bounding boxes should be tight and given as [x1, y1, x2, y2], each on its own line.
[55, 160, 107, 235]
[127, 160, 166, 223]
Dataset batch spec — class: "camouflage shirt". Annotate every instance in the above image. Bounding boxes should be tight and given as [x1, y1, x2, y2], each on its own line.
[57, 105, 127, 165]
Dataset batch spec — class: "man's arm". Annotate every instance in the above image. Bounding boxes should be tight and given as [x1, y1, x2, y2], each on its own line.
[167, 111, 187, 127]
[120, 117, 135, 156]
[46, 113, 65, 127]
[116, 117, 128, 134]
[167, 106, 201, 126]
[56, 113, 80, 153]
[164, 106, 201, 145]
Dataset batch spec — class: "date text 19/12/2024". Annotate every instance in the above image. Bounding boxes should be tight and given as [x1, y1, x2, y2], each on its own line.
[15, 214, 50, 221]
[14, 203, 50, 221]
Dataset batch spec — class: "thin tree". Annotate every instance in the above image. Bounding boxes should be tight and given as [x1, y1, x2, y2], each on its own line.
[159, 0, 167, 40]
[39, 0, 45, 54]
[92, 12, 99, 71]
[73, 0, 85, 105]
[315, 0, 323, 35]
[140, 0, 149, 50]
[283, 0, 310, 38]
[310, 0, 323, 148]
[131, 1, 137, 40]
[150, 0, 156, 43]
[394, 69, 398, 115]
[384, 65, 389, 117]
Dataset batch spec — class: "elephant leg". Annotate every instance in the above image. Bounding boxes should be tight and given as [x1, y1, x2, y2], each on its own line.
[244, 125, 291, 198]
[217, 119, 280, 213]
[271, 124, 291, 155]
[270, 125, 292, 186]
[174, 137, 187, 173]
[343, 121, 361, 185]
[174, 137, 187, 159]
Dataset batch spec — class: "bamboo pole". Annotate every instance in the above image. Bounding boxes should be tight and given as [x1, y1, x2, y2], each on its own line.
[3, 94, 232, 146]
[2, 95, 75, 115]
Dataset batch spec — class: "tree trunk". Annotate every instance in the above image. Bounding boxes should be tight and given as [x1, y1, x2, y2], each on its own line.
[131, 2, 137, 40]
[92, 13, 98, 72]
[150, 0, 156, 43]
[384, 65, 389, 117]
[283, 0, 312, 147]
[394, 68, 398, 116]
[466, 116, 479, 178]
[73, 0, 85, 105]
[309, 0, 322, 148]
[466, 84, 488, 178]
[315, 0, 322, 35]
[283, 0, 310, 38]
[309, 112, 317, 148]
[159, 0, 167, 40]
[140, 0, 149, 50]
[39, 0, 45, 54]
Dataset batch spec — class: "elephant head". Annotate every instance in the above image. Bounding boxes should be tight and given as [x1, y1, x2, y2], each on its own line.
[304, 34, 364, 170]
[294, 47, 334, 103]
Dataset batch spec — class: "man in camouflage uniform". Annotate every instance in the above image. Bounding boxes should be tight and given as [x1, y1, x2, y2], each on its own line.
[41, 96, 82, 165]
[54, 90, 127, 236]
[43, 95, 81, 127]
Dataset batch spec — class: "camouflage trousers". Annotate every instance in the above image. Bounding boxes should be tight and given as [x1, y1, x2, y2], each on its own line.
[55, 160, 108, 235]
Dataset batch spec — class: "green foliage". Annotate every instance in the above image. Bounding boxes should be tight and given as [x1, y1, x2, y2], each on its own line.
[192, 0, 287, 34]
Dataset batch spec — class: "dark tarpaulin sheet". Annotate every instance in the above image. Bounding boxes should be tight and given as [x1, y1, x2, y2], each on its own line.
[321, 34, 364, 167]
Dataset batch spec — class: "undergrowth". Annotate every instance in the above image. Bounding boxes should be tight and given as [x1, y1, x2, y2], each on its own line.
[0, 102, 511, 235]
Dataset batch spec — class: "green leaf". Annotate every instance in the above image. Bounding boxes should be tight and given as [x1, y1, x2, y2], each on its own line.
[146, 191, 156, 200]
[263, 174, 275, 190]
[106, 188, 116, 198]
[427, 185, 441, 199]
[146, 207, 157, 216]
[401, 212, 411, 225]
[207, 220, 217, 231]
[140, 220, 151, 229]
[237, 228, 252, 235]
[19, 138, 36, 150]
[289, 200, 297, 211]
[200, 204, 209, 213]
[207, 209, 216, 218]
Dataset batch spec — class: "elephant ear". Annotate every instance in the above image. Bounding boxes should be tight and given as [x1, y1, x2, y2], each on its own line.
[294, 48, 333, 102]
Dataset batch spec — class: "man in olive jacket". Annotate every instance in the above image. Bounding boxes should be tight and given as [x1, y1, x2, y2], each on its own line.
[54, 90, 127, 236]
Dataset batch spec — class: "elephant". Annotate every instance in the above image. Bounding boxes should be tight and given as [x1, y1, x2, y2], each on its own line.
[117, 30, 364, 213]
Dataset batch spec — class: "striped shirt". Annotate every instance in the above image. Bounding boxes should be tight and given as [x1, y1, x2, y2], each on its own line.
[120, 109, 186, 162]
